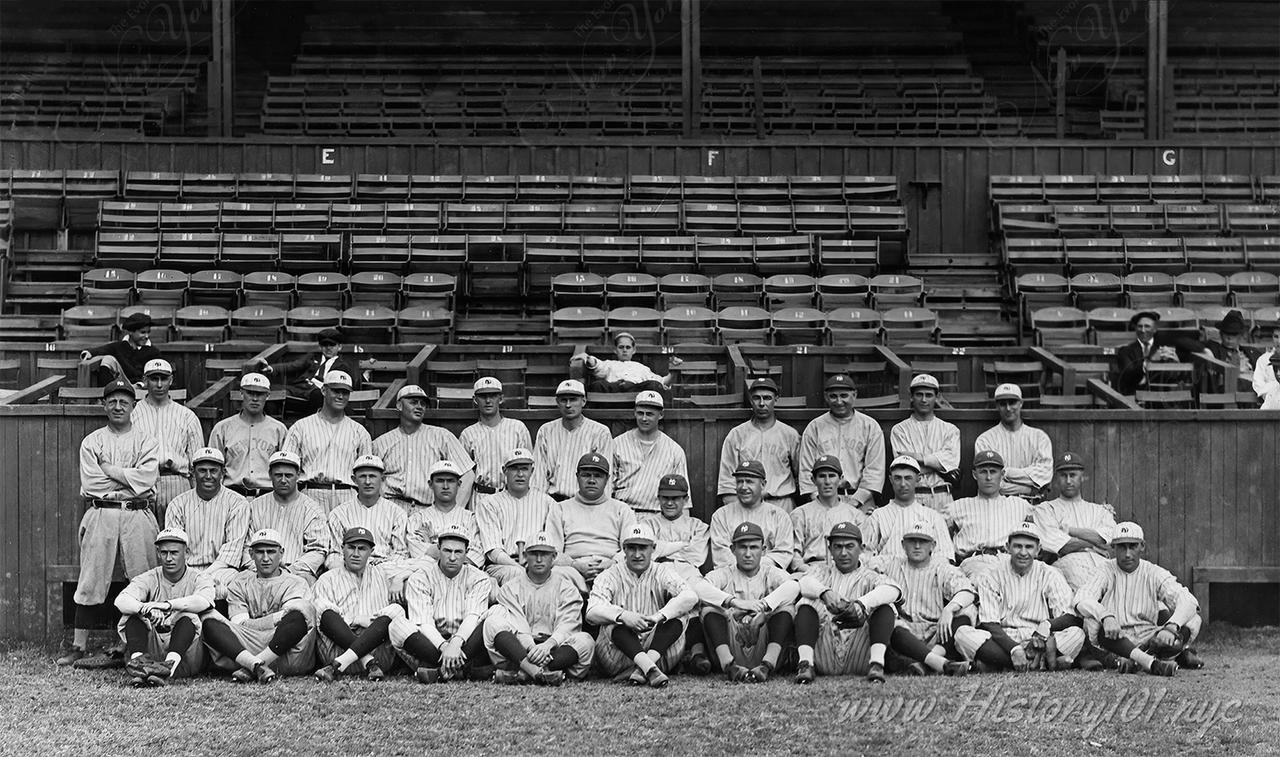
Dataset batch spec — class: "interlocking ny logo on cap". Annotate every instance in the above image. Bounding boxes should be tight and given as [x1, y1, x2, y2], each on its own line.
[737, 524, 750, 533]
[664, 476, 676, 485]
[1063, 454, 1073, 462]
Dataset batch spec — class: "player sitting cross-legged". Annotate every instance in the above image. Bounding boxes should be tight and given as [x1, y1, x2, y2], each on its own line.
[310, 527, 404, 682]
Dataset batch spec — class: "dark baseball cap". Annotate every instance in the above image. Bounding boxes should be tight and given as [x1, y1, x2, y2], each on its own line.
[577, 452, 610, 474]
[342, 526, 375, 546]
[973, 450, 1004, 469]
[824, 374, 855, 391]
[827, 521, 863, 542]
[747, 377, 779, 395]
[731, 521, 765, 544]
[102, 379, 135, 400]
[732, 460, 766, 480]
[1055, 452, 1086, 471]
[811, 455, 843, 475]
[657, 474, 689, 496]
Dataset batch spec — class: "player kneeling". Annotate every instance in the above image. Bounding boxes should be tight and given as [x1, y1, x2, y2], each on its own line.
[203, 528, 317, 683]
[115, 528, 214, 687]
[697, 522, 800, 683]
[310, 527, 403, 682]
[586, 524, 699, 688]
[1074, 522, 1203, 676]
[794, 522, 902, 684]
[483, 533, 594, 686]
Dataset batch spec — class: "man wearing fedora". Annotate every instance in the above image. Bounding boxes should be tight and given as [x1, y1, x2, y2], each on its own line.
[250, 327, 361, 412]
[80, 311, 162, 386]
[1204, 309, 1259, 390]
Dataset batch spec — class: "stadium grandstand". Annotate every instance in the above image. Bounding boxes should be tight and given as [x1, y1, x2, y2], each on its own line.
[1, 0, 1279, 645]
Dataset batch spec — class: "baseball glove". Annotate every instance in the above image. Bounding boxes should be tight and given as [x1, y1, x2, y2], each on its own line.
[833, 600, 869, 629]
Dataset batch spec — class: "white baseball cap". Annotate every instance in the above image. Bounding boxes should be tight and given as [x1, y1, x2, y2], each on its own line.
[1111, 522, 1145, 545]
[910, 374, 940, 391]
[902, 521, 935, 542]
[240, 372, 271, 392]
[437, 522, 470, 546]
[524, 532, 557, 553]
[191, 447, 226, 466]
[473, 376, 503, 394]
[396, 384, 428, 401]
[994, 383, 1023, 400]
[634, 390, 664, 409]
[503, 447, 534, 468]
[622, 523, 657, 547]
[143, 358, 173, 376]
[555, 379, 585, 397]
[154, 527, 189, 546]
[889, 454, 922, 473]
[352, 454, 386, 473]
[429, 460, 463, 478]
[324, 370, 353, 390]
[1009, 520, 1041, 542]
[248, 528, 284, 549]
[267, 450, 302, 470]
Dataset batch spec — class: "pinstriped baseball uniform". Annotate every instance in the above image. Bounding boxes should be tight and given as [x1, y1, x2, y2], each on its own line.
[373, 424, 474, 505]
[699, 565, 800, 667]
[889, 416, 960, 510]
[1034, 497, 1116, 589]
[115, 566, 215, 675]
[944, 494, 1033, 577]
[403, 561, 493, 638]
[326, 497, 410, 567]
[459, 418, 532, 493]
[798, 565, 901, 676]
[308, 561, 399, 670]
[207, 413, 288, 489]
[482, 570, 594, 677]
[974, 556, 1074, 643]
[639, 512, 709, 581]
[586, 562, 699, 674]
[861, 502, 955, 565]
[709, 500, 795, 571]
[210, 570, 317, 675]
[973, 424, 1053, 498]
[475, 489, 556, 558]
[611, 430, 688, 513]
[864, 554, 973, 643]
[228, 570, 311, 620]
[283, 413, 372, 491]
[798, 412, 886, 496]
[132, 397, 202, 505]
[1074, 559, 1198, 643]
[242, 493, 329, 580]
[791, 499, 867, 565]
[532, 418, 614, 498]
[544, 497, 637, 560]
[406, 505, 482, 565]
[164, 487, 248, 567]
[717, 420, 800, 499]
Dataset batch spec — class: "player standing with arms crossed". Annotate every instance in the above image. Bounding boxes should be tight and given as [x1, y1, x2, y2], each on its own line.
[716, 377, 800, 510]
[611, 391, 688, 514]
[131, 358, 202, 520]
[798, 374, 885, 511]
[241, 451, 329, 585]
[1035, 452, 1117, 589]
[860, 456, 954, 565]
[533, 379, 613, 501]
[375, 383, 475, 509]
[282, 370, 372, 513]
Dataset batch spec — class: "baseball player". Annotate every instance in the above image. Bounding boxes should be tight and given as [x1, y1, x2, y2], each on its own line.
[207, 372, 287, 498]
[282, 370, 373, 513]
[794, 521, 902, 684]
[863, 522, 973, 676]
[325, 454, 410, 571]
[716, 377, 800, 510]
[483, 532, 595, 685]
[709, 460, 796, 571]
[131, 358, 201, 518]
[889, 374, 960, 512]
[944, 450, 1034, 579]
[697, 522, 800, 682]
[241, 450, 329, 585]
[952, 522, 1086, 672]
[638, 473, 709, 584]
[311, 526, 404, 682]
[585, 523, 699, 687]
[532, 379, 613, 500]
[476, 447, 556, 585]
[390, 524, 495, 683]
[973, 383, 1053, 502]
[543, 453, 638, 589]
[59, 379, 160, 667]
[162, 446, 248, 599]
[798, 373, 885, 510]
[861, 456, 955, 566]
[790, 455, 867, 572]
[1034, 452, 1116, 589]
[80, 311, 161, 385]
[1074, 522, 1203, 675]
[405, 460, 482, 566]
[114, 528, 214, 687]
[459, 377, 531, 502]
[202, 528, 318, 681]
[611, 390, 688, 514]
[374, 383, 475, 509]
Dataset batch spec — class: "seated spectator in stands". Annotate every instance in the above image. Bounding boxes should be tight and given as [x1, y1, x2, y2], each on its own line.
[1251, 329, 1280, 409]
[1114, 311, 1205, 395]
[80, 312, 161, 386]
[250, 327, 361, 412]
[572, 332, 682, 393]
[1205, 310, 1259, 385]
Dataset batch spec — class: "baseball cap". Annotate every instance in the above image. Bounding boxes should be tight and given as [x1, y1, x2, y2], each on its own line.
[732, 460, 766, 480]
[429, 460, 463, 478]
[503, 447, 534, 468]
[993, 383, 1022, 401]
[1055, 452, 1086, 471]
[622, 523, 657, 547]
[1111, 522, 1145, 545]
[324, 370, 353, 390]
[191, 447, 226, 467]
[396, 383, 428, 401]
[910, 374, 940, 391]
[973, 450, 1005, 469]
[635, 390, 664, 409]
[902, 521, 935, 542]
[437, 522, 471, 546]
[102, 379, 135, 400]
[267, 450, 301, 471]
[731, 521, 765, 544]
[811, 454, 843, 476]
[342, 526, 376, 546]
[889, 454, 922, 473]
[576, 452, 610, 474]
[657, 474, 689, 496]
[352, 454, 385, 473]
[827, 521, 863, 542]
[1008, 520, 1041, 542]
[556, 379, 586, 397]
[747, 377, 779, 395]
[154, 527, 189, 546]
[824, 374, 855, 391]
[143, 358, 173, 376]
[473, 376, 503, 394]
[240, 372, 271, 392]
[316, 327, 343, 344]
[248, 528, 284, 549]
[524, 532, 557, 553]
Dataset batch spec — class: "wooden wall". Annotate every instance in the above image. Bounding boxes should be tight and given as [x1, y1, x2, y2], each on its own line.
[2, 403, 1274, 641]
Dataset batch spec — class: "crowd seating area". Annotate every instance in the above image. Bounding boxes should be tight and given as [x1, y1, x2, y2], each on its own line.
[1097, 58, 1280, 139]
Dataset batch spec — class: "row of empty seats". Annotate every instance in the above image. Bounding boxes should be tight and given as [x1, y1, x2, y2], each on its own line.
[990, 174, 1275, 203]
[994, 204, 1279, 238]
[1018, 271, 1280, 313]
[1005, 237, 1280, 275]
[1031, 305, 1280, 347]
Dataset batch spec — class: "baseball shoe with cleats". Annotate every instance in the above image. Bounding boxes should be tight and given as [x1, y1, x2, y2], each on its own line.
[364, 661, 386, 682]
[686, 652, 712, 676]
[747, 663, 772, 683]
[943, 661, 969, 677]
[313, 663, 340, 683]
[493, 669, 527, 685]
[905, 662, 928, 676]
[534, 669, 565, 687]
[1115, 658, 1141, 675]
[724, 664, 750, 683]
[414, 667, 440, 685]
[645, 667, 669, 688]
[1176, 648, 1204, 670]
[794, 660, 815, 685]
[469, 664, 495, 682]
[611, 666, 638, 684]
[255, 664, 279, 684]
[230, 668, 254, 684]
[74, 651, 125, 670]
[1010, 646, 1030, 672]
[55, 647, 86, 667]
[627, 667, 647, 686]
[866, 662, 886, 684]
[1149, 659, 1177, 677]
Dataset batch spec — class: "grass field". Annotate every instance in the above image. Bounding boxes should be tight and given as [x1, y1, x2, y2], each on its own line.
[3, 626, 1273, 757]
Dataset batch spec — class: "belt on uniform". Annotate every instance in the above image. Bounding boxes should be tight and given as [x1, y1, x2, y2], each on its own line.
[473, 483, 497, 495]
[387, 493, 429, 507]
[971, 547, 1005, 557]
[836, 485, 857, 495]
[299, 482, 354, 491]
[550, 493, 571, 502]
[805, 556, 826, 564]
[227, 484, 271, 498]
[86, 498, 152, 510]
[915, 485, 951, 494]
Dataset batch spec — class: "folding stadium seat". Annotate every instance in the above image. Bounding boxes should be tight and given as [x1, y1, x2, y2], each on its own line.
[1246, 238, 1280, 274]
[655, 273, 711, 309]
[125, 171, 181, 199]
[990, 175, 1045, 204]
[1183, 237, 1246, 274]
[295, 272, 348, 309]
[229, 305, 286, 342]
[1064, 238, 1126, 275]
[135, 269, 188, 308]
[158, 232, 220, 272]
[682, 176, 736, 203]
[753, 236, 811, 276]
[826, 308, 882, 346]
[662, 305, 717, 345]
[1014, 273, 1071, 315]
[64, 170, 120, 230]
[1124, 238, 1186, 275]
[1031, 306, 1089, 347]
[880, 307, 939, 345]
[96, 232, 158, 271]
[622, 203, 680, 234]
[99, 201, 159, 231]
[1149, 175, 1205, 203]
[551, 272, 606, 309]
[219, 233, 279, 273]
[401, 272, 457, 310]
[525, 235, 582, 299]
[386, 203, 442, 233]
[1175, 272, 1230, 307]
[771, 307, 827, 346]
[445, 202, 505, 233]
[735, 176, 790, 204]
[763, 274, 816, 309]
[61, 305, 117, 342]
[818, 239, 879, 276]
[570, 177, 627, 203]
[564, 204, 621, 233]
[285, 306, 341, 341]
[1097, 175, 1152, 204]
[173, 305, 229, 342]
[629, 176, 682, 203]
[331, 203, 386, 232]
[294, 174, 352, 202]
[7, 169, 64, 231]
[506, 204, 565, 232]
[582, 236, 640, 276]
[738, 205, 794, 235]
[608, 306, 662, 344]
[716, 305, 771, 345]
[274, 202, 331, 231]
[340, 304, 397, 344]
[994, 204, 1057, 237]
[518, 175, 572, 203]
[1087, 307, 1138, 347]
[355, 174, 412, 201]
[642, 236, 698, 274]
[869, 274, 923, 309]
[551, 306, 607, 344]
[349, 235, 410, 274]
[1054, 205, 1112, 237]
[692, 235, 752, 278]
[1121, 269, 1179, 311]
[400, 176, 458, 204]
[1041, 176, 1098, 203]
[1227, 205, 1280, 237]
[1253, 306, 1280, 339]
[408, 234, 466, 275]
[349, 271, 403, 308]
[711, 272, 763, 308]
[1228, 271, 1280, 309]
[397, 306, 454, 343]
[845, 177, 899, 203]
[187, 269, 242, 309]
[237, 174, 295, 200]
[181, 173, 238, 201]
[119, 305, 174, 344]
[793, 204, 848, 236]
[474, 358, 528, 405]
[788, 176, 846, 203]
[1201, 175, 1256, 204]
[849, 206, 908, 251]
[462, 176, 517, 203]
[158, 201, 220, 232]
[667, 359, 722, 397]
[682, 202, 738, 235]
[219, 201, 275, 231]
[279, 232, 342, 273]
[1164, 204, 1223, 235]
[605, 273, 659, 309]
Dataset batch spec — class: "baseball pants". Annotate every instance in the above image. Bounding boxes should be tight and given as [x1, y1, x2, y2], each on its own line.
[1085, 609, 1202, 657]
[915, 491, 953, 513]
[700, 606, 794, 670]
[953, 622, 1085, 668]
[316, 609, 397, 673]
[958, 554, 1002, 580]
[1054, 552, 1108, 590]
[154, 474, 191, 523]
[74, 507, 159, 606]
[794, 600, 894, 676]
[594, 617, 687, 676]
[391, 615, 489, 673]
[120, 613, 206, 677]
[192, 565, 242, 601]
[483, 606, 593, 679]
[203, 606, 318, 676]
